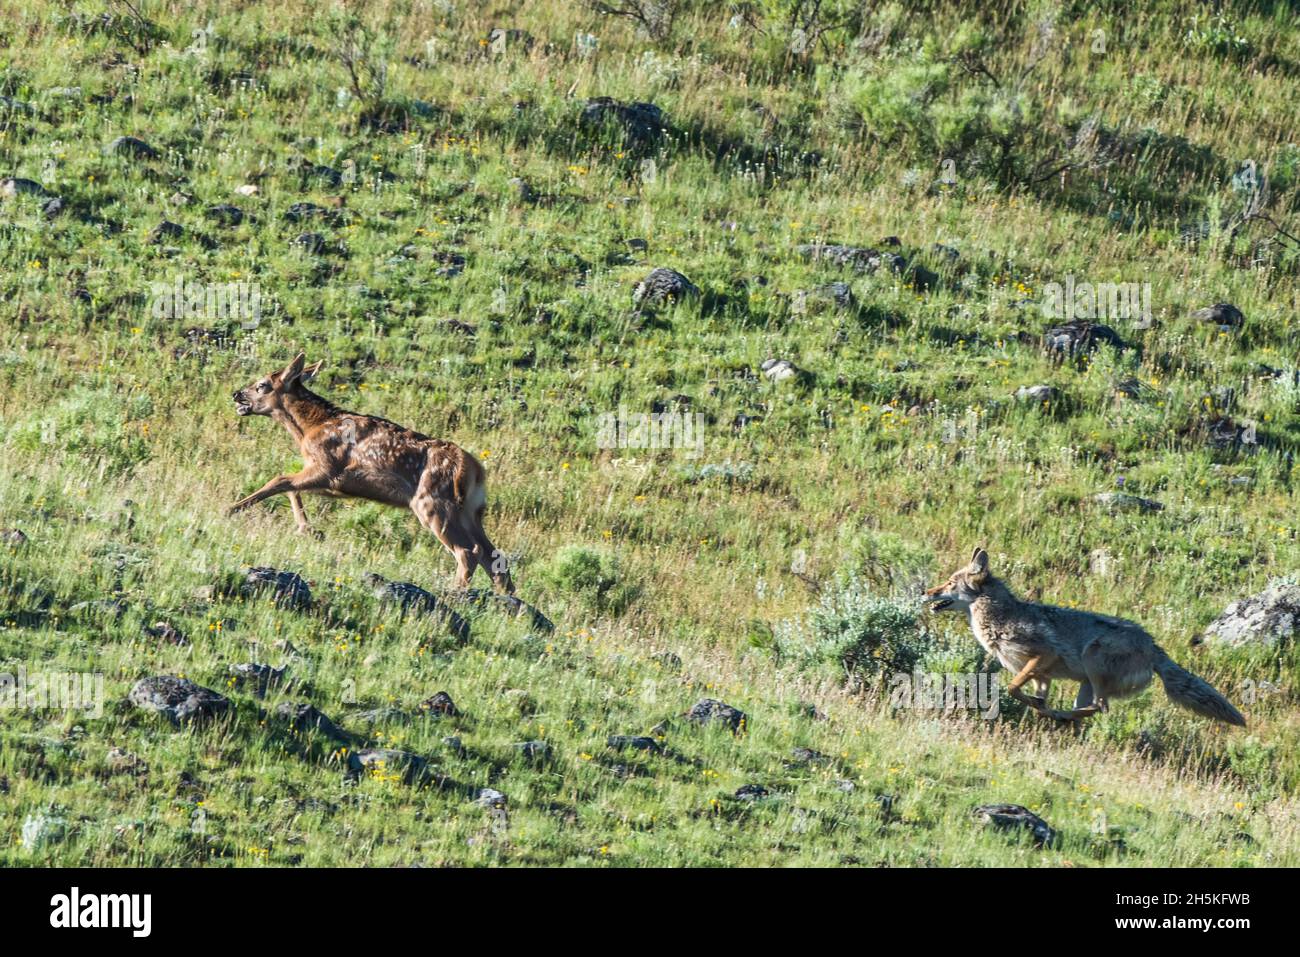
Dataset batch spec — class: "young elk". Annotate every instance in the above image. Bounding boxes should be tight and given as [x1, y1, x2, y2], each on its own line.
[229, 353, 514, 594]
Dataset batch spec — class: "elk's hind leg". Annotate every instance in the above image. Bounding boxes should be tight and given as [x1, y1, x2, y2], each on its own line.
[287, 493, 322, 539]
[411, 491, 477, 590]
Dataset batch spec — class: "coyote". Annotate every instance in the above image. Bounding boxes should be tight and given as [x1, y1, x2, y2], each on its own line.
[229, 353, 514, 594]
[924, 548, 1244, 725]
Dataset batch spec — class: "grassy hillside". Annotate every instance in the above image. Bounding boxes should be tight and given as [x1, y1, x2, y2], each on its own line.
[1, 0, 1299, 865]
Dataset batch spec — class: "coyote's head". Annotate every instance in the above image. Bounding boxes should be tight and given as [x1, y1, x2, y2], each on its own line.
[924, 547, 993, 613]
[232, 352, 324, 417]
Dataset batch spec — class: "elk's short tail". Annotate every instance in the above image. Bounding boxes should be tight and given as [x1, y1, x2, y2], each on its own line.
[1153, 647, 1246, 726]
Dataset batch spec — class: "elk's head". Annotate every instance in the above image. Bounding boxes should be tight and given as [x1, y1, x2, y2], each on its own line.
[232, 353, 324, 417]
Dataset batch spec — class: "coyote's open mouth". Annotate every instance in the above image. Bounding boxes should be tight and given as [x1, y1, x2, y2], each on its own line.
[929, 598, 953, 611]
[234, 399, 252, 416]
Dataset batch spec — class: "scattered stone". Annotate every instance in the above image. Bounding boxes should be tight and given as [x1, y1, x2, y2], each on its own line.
[291, 232, 326, 254]
[239, 567, 313, 611]
[418, 691, 460, 717]
[794, 282, 854, 312]
[205, 203, 244, 227]
[514, 740, 552, 762]
[143, 620, 187, 646]
[1043, 320, 1124, 358]
[1198, 581, 1300, 650]
[456, 589, 554, 633]
[972, 804, 1058, 847]
[1192, 303, 1245, 328]
[21, 811, 66, 852]
[362, 573, 471, 640]
[275, 702, 349, 742]
[734, 784, 769, 801]
[650, 651, 682, 671]
[105, 747, 149, 776]
[1093, 492, 1163, 514]
[606, 735, 661, 753]
[129, 676, 230, 724]
[507, 177, 535, 203]
[227, 663, 288, 698]
[580, 97, 667, 145]
[106, 136, 159, 160]
[790, 747, 830, 766]
[632, 267, 699, 309]
[685, 698, 748, 733]
[1, 177, 52, 199]
[1016, 384, 1056, 403]
[353, 748, 428, 783]
[1, 528, 28, 546]
[235, 184, 260, 197]
[485, 28, 535, 53]
[146, 220, 184, 244]
[476, 788, 508, 809]
[761, 358, 801, 382]
[284, 201, 330, 223]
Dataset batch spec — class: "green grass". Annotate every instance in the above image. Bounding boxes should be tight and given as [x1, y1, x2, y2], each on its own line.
[1, 0, 1299, 866]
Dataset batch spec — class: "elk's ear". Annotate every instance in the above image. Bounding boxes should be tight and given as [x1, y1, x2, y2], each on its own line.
[301, 359, 325, 382]
[278, 353, 306, 384]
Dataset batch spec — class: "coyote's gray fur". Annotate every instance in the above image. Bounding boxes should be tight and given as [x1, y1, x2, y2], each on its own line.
[925, 548, 1245, 726]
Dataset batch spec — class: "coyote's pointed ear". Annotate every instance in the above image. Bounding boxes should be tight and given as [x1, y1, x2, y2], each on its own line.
[971, 548, 989, 573]
[301, 359, 325, 381]
[278, 353, 307, 384]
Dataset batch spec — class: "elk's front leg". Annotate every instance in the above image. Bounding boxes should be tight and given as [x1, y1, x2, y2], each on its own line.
[229, 471, 327, 517]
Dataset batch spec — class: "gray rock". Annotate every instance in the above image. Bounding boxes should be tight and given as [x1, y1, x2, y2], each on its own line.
[204, 204, 244, 227]
[147, 220, 184, 244]
[1, 177, 52, 199]
[580, 97, 666, 145]
[129, 676, 230, 723]
[291, 232, 326, 254]
[105, 747, 149, 776]
[1192, 303, 1245, 328]
[514, 740, 552, 762]
[227, 663, 288, 698]
[606, 735, 661, 753]
[418, 691, 460, 717]
[632, 267, 699, 309]
[734, 784, 769, 801]
[362, 573, 470, 640]
[761, 358, 800, 382]
[456, 589, 554, 633]
[1093, 492, 1163, 514]
[275, 702, 349, 742]
[143, 620, 187, 646]
[240, 566, 313, 611]
[973, 803, 1057, 847]
[790, 747, 830, 766]
[1016, 384, 1056, 403]
[686, 698, 748, 733]
[353, 748, 428, 783]
[1, 528, 28, 545]
[1043, 320, 1125, 358]
[1199, 582, 1300, 650]
[475, 787, 508, 809]
[107, 136, 159, 160]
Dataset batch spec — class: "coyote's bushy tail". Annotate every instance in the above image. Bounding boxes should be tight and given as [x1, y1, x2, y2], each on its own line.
[1153, 647, 1246, 726]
